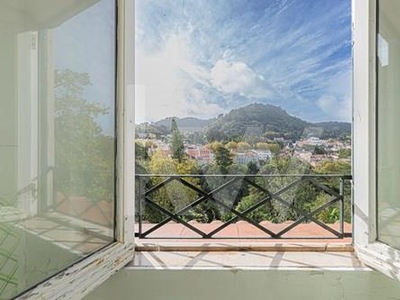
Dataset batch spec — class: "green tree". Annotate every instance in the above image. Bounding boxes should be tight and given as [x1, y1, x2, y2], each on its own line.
[237, 142, 251, 152]
[170, 118, 185, 163]
[314, 161, 351, 174]
[145, 151, 200, 222]
[247, 161, 259, 175]
[313, 146, 327, 155]
[338, 148, 351, 159]
[205, 128, 228, 142]
[214, 145, 233, 174]
[205, 141, 224, 152]
[256, 142, 270, 150]
[252, 157, 313, 222]
[135, 141, 149, 174]
[225, 141, 238, 151]
[267, 143, 281, 155]
[54, 69, 114, 203]
[313, 160, 352, 223]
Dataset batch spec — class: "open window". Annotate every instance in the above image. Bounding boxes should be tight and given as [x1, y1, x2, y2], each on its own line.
[0, 1, 134, 299]
[353, 0, 400, 281]
[134, 0, 353, 243]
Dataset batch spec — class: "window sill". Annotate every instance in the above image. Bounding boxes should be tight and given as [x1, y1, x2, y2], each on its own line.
[135, 239, 353, 252]
[17, 242, 134, 300]
[131, 247, 367, 272]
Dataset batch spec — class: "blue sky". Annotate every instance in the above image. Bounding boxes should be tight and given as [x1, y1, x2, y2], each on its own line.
[135, 0, 352, 123]
[54, 0, 116, 135]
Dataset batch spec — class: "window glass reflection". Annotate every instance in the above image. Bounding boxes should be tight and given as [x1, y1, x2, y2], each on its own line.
[377, 0, 400, 248]
[0, 1, 116, 298]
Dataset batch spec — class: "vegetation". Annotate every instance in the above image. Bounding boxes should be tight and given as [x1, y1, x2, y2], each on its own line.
[213, 145, 233, 174]
[143, 151, 200, 222]
[138, 146, 351, 225]
[134, 103, 352, 226]
[314, 122, 351, 140]
[205, 103, 309, 142]
[54, 69, 115, 203]
[170, 118, 186, 163]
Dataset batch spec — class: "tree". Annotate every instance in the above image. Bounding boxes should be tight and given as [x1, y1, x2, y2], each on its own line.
[205, 141, 224, 152]
[254, 157, 313, 222]
[314, 161, 351, 174]
[338, 148, 351, 159]
[247, 161, 259, 175]
[214, 145, 233, 174]
[313, 146, 327, 155]
[145, 151, 200, 222]
[135, 141, 149, 174]
[256, 142, 270, 150]
[312, 160, 352, 223]
[205, 128, 227, 142]
[225, 141, 238, 151]
[237, 142, 251, 152]
[267, 143, 281, 155]
[54, 69, 114, 203]
[170, 118, 185, 163]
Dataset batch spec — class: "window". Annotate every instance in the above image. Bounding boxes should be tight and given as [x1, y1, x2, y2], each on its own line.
[134, 0, 353, 241]
[1, 0, 400, 299]
[376, 0, 400, 249]
[0, 1, 134, 299]
[353, 0, 400, 282]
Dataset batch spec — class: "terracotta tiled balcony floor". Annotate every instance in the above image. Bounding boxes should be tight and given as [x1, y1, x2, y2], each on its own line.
[135, 220, 352, 251]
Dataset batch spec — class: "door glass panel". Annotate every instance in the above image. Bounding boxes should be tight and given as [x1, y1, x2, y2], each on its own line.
[377, 0, 400, 248]
[0, 1, 116, 298]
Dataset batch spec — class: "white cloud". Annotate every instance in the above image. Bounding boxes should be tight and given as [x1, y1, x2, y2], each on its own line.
[210, 60, 273, 98]
[316, 69, 352, 121]
[317, 95, 351, 121]
[135, 34, 225, 122]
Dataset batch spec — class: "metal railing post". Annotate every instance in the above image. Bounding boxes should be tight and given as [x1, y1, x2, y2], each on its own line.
[138, 176, 143, 238]
[339, 177, 345, 238]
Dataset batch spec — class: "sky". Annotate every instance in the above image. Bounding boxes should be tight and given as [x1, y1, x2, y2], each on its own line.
[135, 0, 352, 124]
[54, 0, 116, 135]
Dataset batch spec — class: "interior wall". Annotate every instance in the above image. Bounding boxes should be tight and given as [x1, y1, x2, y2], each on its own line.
[84, 268, 400, 300]
[0, 23, 18, 205]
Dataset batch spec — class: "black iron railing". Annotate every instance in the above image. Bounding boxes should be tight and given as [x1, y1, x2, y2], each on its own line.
[135, 174, 352, 239]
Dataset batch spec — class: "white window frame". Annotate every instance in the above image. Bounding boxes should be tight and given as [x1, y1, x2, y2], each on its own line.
[14, 0, 400, 298]
[353, 0, 400, 281]
[15, 1, 135, 299]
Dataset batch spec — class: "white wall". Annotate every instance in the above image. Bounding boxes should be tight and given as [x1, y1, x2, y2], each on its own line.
[84, 268, 400, 300]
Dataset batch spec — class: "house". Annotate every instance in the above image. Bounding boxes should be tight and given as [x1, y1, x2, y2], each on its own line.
[185, 146, 214, 165]
[234, 151, 260, 166]
[252, 149, 273, 162]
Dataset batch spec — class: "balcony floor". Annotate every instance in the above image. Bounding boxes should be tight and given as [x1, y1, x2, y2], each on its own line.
[135, 220, 352, 251]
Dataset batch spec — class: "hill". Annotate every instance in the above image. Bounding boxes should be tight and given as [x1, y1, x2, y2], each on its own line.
[155, 117, 210, 133]
[313, 122, 351, 139]
[136, 103, 351, 142]
[205, 103, 309, 142]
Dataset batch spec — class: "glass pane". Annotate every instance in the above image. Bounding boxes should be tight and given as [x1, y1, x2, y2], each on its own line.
[377, 0, 400, 248]
[0, 0, 116, 298]
[135, 1, 352, 239]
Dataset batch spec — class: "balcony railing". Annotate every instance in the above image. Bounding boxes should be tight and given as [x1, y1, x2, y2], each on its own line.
[135, 174, 352, 239]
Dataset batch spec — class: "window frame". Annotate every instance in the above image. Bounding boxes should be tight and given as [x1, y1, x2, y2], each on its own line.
[15, 1, 135, 299]
[14, 0, 400, 298]
[353, 0, 400, 281]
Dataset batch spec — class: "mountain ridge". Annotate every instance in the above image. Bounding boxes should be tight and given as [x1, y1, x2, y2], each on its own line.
[136, 103, 351, 141]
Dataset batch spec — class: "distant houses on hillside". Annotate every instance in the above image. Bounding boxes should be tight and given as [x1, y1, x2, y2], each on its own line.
[186, 146, 214, 165]
[137, 134, 350, 168]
